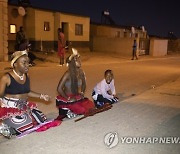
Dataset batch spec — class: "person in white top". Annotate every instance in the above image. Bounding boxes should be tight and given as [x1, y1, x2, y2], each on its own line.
[92, 70, 118, 108]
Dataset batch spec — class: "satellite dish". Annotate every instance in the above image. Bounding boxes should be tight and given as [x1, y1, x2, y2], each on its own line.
[131, 27, 135, 34]
[142, 26, 145, 32]
[18, 7, 26, 16]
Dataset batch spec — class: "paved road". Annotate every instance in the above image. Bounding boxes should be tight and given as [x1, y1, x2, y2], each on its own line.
[0, 54, 180, 154]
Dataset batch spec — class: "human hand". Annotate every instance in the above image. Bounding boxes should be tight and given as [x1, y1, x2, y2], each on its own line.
[107, 90, 112, 95]
[0, 98, 2, 107]
[113, 94, 118, 98]
[113, 95, 119, 102]
[67, 96, 76, 102]
[40, 94, 51, 101]
[80, 92, 84, 99]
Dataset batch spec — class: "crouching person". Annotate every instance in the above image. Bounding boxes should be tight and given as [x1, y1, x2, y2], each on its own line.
[92, 70, 119, 108]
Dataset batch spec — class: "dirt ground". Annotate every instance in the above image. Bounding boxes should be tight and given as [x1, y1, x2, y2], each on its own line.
[0, 51, 180, 154]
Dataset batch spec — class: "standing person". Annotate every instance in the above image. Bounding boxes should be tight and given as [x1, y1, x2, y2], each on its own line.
[0, 50, 56, 138]
[15, 26, 26, 50]
[131, 39, 138, 60]
[92, 70, 119, 108]
[57, 28, 65, 66]
[56, 48, 94, 120]
[19, 39, 29, 51]
[19, 39, 36, 66]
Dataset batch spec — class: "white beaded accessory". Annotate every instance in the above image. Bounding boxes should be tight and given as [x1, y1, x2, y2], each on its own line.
[13, 70, 24, 80]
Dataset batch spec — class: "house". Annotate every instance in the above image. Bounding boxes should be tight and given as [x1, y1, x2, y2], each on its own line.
[0, 1, 172, 62]
[8, 4, 90, 53]
[90, 22, 149, 56]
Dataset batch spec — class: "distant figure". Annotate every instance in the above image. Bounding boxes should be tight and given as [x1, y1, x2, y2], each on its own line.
[15, 26, 26, 50]
[57, 28, 65, 66]
[19, 39, 36, 66]
[92, 70, 119, 108]
[131, 39, 138, 60]
[19, 39, 29, 51]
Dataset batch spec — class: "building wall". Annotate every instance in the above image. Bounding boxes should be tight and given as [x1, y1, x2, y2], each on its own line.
[91, 25, 125, 38]
[54, 12, 60, 41]
[8, 5, 24, 52]
[168, 39, 180, 53]
[90, 24, 147, 39]
[90, 24, 149, 56]
[24, 7, 35, 40]
[149, 39, 168, 56]
[91, 36, 135, 56]
[0, 0, 8, 61]
[34, 9, 55, 41]
[59, 13, 90, 42]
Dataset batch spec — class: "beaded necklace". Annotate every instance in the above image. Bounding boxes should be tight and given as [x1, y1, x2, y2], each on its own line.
[13, 69, 24, 80]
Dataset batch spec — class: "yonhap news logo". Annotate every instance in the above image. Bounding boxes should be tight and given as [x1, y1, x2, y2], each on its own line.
[104, 132, 119, 148]
[104, 132, 180, 148]
[119, 136, 180, 144]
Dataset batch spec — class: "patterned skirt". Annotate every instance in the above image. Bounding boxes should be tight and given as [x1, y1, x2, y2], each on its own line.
[0, 97, 46, 134]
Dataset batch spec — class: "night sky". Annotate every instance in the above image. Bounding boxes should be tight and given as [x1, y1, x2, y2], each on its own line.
[11, 0, 180, 38]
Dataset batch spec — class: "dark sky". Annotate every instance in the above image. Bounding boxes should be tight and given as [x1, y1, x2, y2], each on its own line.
[12, 0, 180, 37]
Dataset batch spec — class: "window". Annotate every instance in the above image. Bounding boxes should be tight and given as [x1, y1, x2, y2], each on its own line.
[44, 22, 50, 31]
[10, 24, 16, 34]
[75, 24, 83, 35]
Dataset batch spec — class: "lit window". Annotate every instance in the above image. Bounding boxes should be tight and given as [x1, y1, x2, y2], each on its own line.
[44, 22, 50, 31]
[10, 24, 16, 34]
[75, 24, 83, 35]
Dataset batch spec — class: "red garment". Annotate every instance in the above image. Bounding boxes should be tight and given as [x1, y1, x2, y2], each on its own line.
[57, 32, 65, 57]
[36, 120, 61, 132]
[56, 95, 95, 114]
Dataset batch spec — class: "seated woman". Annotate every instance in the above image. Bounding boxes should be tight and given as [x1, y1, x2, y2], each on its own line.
[92, 69, 119, 108]
[0, 50, 55, 138]
[56, 48, 94, 120]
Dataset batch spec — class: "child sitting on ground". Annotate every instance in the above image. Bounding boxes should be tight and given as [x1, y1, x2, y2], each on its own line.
[92, 69, 119, 108]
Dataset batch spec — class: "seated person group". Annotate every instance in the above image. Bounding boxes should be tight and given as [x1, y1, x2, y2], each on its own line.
[0, 48, 118, 138]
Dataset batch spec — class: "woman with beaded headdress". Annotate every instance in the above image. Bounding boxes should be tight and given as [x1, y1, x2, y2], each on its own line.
[0, 50, 60, 138]
[56, 48, 94, 120]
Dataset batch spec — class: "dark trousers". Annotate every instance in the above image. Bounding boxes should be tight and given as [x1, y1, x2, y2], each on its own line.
[92, 91, 116, 108]
[132, 49, 138, 60]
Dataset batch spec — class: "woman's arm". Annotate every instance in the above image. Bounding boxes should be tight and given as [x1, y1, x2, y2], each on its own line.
[28, 91, 50, 101]
[80, 71, 86, 95]
[0, 74, 10, 98]
[57, 71, 69, 99]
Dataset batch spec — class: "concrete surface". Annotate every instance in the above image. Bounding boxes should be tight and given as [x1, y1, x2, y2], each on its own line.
[0, 51, 180, 154]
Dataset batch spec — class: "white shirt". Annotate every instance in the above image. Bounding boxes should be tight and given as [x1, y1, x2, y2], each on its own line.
[93, 79, 116, 99]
